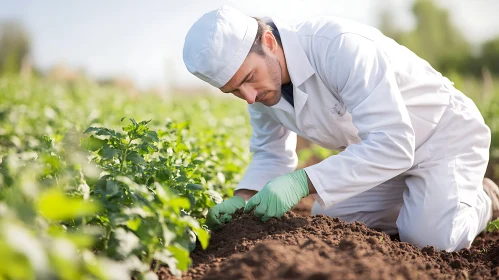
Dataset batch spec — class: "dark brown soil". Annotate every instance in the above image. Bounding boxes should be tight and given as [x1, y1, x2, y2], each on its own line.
[160, 140, 499, 279]
[160, 207, 499, 280]
[290, 195, 315, 216]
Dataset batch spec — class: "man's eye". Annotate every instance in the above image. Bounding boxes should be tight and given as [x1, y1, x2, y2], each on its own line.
[247, 74, 254, 82]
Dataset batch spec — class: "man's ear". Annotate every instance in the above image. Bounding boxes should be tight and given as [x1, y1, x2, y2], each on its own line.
[261, 30, 277, 53]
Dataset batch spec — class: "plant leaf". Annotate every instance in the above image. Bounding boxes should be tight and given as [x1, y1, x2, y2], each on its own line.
[102, 145, 119, 159]
[167, 245, 191, 271]
[126, 151, 146, 165]
[192, 227, 209, 250]
[105, 180, 120, 197]
[186, 183, 203, 191]
[37, 188, 100, 221]
[114, 228, 140, 257]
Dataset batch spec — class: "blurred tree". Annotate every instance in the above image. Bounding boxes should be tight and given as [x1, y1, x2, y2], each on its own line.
[480, 38, 499, 74]
[379, 9, 397, 41]
[0, 22, 30, 76]
[381, 0, 473, 74]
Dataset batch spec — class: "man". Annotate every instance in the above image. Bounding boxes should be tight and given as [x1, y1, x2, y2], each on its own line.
[183, 6, 499, 251]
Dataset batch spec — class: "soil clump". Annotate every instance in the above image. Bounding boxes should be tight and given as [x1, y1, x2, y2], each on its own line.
[160, 207, 499, 279]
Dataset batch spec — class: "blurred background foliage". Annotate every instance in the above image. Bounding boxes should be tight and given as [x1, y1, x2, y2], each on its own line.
[1, 0, 499, 279]
[0, 21, 30, 76]
[0, 76, 250, 279]
[381, 0, 499, 77]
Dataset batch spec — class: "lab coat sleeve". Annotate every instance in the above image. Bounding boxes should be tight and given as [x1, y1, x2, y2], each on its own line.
[305, 33, 415, 208]
[235, 103, 298, 192]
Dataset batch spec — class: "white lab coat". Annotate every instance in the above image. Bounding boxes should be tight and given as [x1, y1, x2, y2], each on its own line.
[235, 16, 492, 251]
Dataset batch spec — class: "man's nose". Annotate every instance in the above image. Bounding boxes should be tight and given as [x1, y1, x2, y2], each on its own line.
[239, 85, 258, 104]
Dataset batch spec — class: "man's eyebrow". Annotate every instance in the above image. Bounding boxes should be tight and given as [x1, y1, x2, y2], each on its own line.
[223, 71, 252, 93]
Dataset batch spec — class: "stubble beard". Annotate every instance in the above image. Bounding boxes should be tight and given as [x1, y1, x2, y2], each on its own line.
[263, 54, 282, 107]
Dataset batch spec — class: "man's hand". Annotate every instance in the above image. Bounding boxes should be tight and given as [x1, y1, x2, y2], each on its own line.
[244, 169, 309, 222]
[206, 196, 246, 230]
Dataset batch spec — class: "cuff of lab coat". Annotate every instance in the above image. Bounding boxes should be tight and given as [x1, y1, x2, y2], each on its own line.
[234, 184, 264, 193]
[304, 166, 334, 209]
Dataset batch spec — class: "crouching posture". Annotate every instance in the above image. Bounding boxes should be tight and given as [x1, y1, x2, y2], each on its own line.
[183, 6, 499, 251]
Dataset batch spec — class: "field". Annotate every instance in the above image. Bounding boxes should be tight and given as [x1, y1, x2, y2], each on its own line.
[1, 75, 499, 280]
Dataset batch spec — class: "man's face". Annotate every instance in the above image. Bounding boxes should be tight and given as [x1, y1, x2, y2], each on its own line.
[220, 49, 282, 106]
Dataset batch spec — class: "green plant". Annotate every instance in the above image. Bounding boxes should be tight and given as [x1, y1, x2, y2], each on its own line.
[83, 118, 213, 277]
[486, 219, 499, 233]
[0, 76, 252, 278]
[0, 150, 129, 280]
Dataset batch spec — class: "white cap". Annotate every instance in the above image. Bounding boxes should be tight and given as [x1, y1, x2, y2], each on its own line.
[183, 6, 258, 88]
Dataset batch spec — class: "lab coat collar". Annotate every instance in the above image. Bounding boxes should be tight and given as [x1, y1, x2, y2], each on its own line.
[270, 18, 314, 116]
[272, 18, 315, 87]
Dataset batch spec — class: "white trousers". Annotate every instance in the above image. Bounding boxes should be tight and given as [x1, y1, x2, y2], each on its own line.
[312, 88, 492, 252]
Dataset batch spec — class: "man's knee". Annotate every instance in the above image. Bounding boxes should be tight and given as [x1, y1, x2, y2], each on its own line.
[311, 201, 324, 216]
[396, 207, 475, 252]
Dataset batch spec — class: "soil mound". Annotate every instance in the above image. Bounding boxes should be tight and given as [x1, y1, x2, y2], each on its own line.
[160, 210, 499, 279]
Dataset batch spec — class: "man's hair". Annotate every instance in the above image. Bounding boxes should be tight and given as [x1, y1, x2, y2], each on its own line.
[250, 17, 283, 56]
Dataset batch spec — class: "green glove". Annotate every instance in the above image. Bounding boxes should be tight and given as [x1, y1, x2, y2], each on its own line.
[206, 196, 246, 230]
[244, 169, 309, 222]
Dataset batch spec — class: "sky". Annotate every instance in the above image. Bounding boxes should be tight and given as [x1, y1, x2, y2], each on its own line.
[1, 0, 499, 90]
